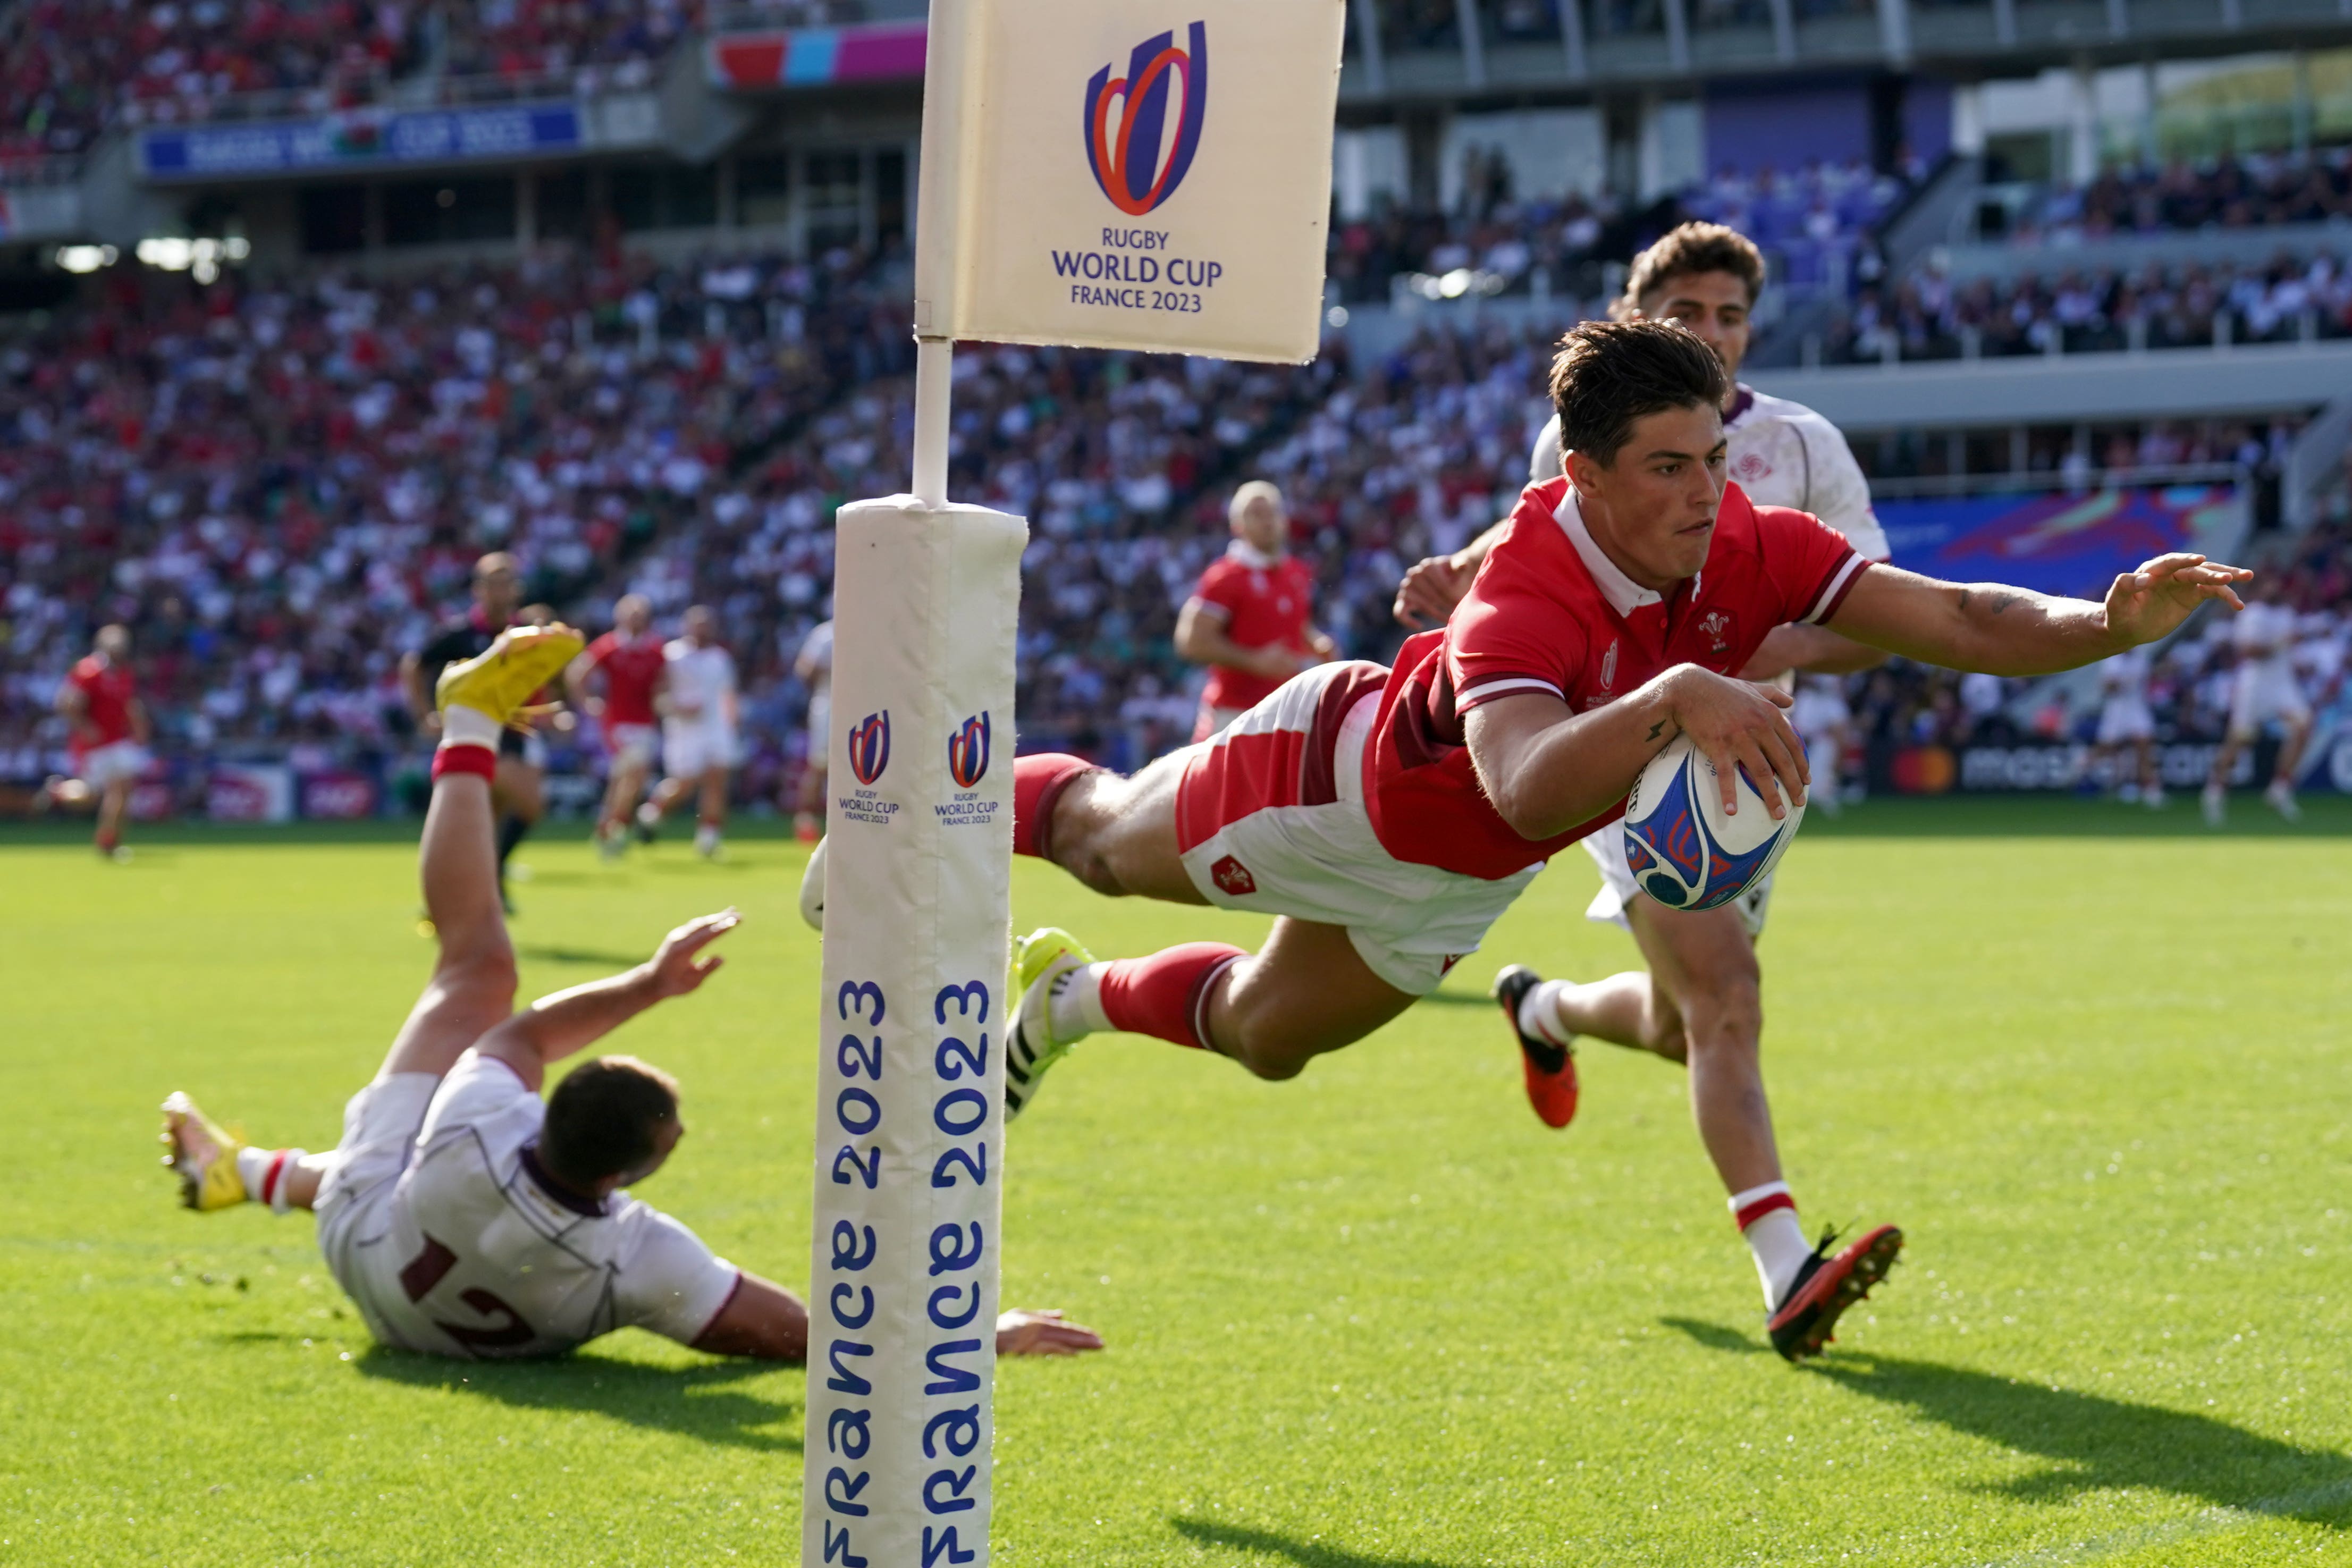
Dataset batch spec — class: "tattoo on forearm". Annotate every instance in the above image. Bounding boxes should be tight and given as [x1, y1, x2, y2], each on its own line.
[1646, 719, 1667, 741]
[1988, 592, 2021, 615]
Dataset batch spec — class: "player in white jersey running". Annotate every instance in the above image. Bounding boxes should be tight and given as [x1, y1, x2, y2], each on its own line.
[794, 617, 835, 842]
[158, 625, 1100, 1364]
[640, 605, 742, 859]
[1389, 224, 1915, 1320]
[2203, 582, 2311, 825]
[1788, 673, 1855, 817]
[2090, 646, 2163, 806]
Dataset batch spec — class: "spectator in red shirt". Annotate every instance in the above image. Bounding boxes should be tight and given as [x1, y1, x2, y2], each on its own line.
[566, 594, 669, 859]
[1173, 481, 1336, 741]
[50, 623, 150, 861]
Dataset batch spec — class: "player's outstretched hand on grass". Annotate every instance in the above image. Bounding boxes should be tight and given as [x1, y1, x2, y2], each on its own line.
[994, 1309, 1106, 1357]
[1664, 666, 1809, 820]
[647, 908, 741, 998]
[1393, 552, 1478, 630]
[2105, 553, 2253, 647]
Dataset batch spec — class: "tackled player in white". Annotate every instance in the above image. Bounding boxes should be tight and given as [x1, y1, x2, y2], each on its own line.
[162, 625, 1101, 1364]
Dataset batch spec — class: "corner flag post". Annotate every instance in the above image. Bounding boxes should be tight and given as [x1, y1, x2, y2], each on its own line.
[805, 4, 1343, 1563]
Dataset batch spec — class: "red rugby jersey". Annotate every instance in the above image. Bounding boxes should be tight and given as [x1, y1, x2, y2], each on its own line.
[1364, 477, 1868, 881]
[68, 655, 137, 749]
[1189, 546, 1318, 713]
[581, 631, 667, 727]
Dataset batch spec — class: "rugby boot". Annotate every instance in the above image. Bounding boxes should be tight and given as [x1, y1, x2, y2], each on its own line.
[435, 624, 584, 728]
[1006, 928, 1093, 1122]
[159, 1092, 246, 1212]
[1767, 1223, 1903, 1362]
[1491, 965, 1579, 1129]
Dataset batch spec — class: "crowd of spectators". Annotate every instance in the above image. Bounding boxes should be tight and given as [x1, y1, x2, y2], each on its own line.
[1331, 156, 1910, 305]
[0, 0, 896, 163]
[1994, 147, 2352, 244]
[0, 241, 914, 796]
[0, 247, 1580, 810]
[0, 0, 421, 164]
[1828, 246, 2352, 362]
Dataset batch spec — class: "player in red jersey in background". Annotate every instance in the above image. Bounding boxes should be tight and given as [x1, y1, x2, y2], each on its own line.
[984, 322, 2247, 1359]
[1174, 480, 1336, 740]
[567, 594, 669, 861]
[48, 624, 150, 861]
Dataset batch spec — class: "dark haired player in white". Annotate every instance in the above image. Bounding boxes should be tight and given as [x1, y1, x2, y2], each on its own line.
[163, 625, 1100, 1365]
[988, 320, 2247, 1359]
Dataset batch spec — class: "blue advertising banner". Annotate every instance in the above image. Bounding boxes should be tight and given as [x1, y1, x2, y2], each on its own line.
[138, 102, 582, 181]
[1877, 484, 2242, 601]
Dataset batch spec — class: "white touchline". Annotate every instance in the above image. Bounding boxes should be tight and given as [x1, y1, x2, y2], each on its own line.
[1972, 1476, 2352, 1568]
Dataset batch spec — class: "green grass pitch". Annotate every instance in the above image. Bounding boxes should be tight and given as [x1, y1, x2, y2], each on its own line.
[6, 800, 2352, 1566]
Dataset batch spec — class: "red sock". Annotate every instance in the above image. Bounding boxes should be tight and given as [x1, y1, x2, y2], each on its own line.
[1014, 754, 1097, 860]
[1098, 943, 1247, 1051]
[432, 744, 498, 782]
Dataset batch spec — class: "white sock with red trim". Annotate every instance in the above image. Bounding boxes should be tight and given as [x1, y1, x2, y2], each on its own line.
[1515, 979, 1577, 1047]
[438, 706, 502, 755]
[1731, 1180, 1809, 1309]
[1047, 962, 1115, 1043]
[234, 1147, 309, 1215]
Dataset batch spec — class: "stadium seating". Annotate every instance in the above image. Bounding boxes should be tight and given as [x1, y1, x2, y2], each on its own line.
[1826, 246, 2352, 363]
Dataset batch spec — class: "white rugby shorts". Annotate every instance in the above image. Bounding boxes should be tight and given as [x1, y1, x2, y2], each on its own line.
[313, 1070, 441, 1343]
[1582, 827, 1774, 940]
[2096, 697, 2155, 745]
[1790, 690, 1850, 739]
[1172, 661, 1539, 996]
[806, 693, 831, 768]
[2228, 664, 2311, 738]
[606, 722, 658, 768]
[77, 739, 148, 790]
[664, 722, 739, 778]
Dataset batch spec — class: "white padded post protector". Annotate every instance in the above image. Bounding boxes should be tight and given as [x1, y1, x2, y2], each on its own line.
[804, 498, 1027, 1568]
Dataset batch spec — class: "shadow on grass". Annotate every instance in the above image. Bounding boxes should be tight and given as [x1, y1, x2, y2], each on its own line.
[353, 1345, 802, 1452]
[1170, 1518, 1511, 1567]
[1665, 1318, 2352, 1527]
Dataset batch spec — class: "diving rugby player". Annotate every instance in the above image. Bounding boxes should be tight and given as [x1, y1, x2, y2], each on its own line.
[993, 321, 2248, 1359]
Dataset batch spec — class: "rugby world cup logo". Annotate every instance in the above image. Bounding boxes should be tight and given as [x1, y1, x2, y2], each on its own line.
[947, 712, 991, 790]
[1083, 22, 1208, 217]
[847, 710, 891, 786]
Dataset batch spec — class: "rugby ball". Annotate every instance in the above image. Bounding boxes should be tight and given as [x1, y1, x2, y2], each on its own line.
[1621, 734, 1804, 912]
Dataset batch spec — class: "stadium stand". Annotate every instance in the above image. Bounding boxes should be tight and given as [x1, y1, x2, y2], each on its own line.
[7, 2, 2352, 815]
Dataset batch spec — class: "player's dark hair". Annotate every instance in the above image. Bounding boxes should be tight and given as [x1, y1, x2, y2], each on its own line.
[1613, 221, 1767, 315]
[541, 1056, 680, 1188]
[1547, 320, 1729, 469]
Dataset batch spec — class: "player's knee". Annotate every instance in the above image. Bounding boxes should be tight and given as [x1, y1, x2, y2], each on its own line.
[1682, 977, 1763, 1056]
[437, 941, 518, 1009]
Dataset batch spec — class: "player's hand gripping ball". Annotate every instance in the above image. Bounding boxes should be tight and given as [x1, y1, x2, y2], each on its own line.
[1621, 734, 1805, 911]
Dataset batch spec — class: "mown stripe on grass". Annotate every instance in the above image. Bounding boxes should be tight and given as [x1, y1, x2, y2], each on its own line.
[1977, 1478, 2352, 1566]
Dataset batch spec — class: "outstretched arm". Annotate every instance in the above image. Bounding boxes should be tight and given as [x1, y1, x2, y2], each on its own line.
[1827, 554, 2250, 676]
[475, 909, 739, 1091]
[1739, 623, 1889, 681]
[688, 1276, 1104, 1361]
